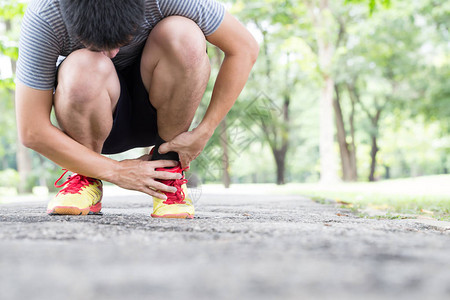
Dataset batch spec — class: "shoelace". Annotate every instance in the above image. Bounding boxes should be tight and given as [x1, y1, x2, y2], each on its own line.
[54, 169, 94, 195]
[161, 166, 189, 205]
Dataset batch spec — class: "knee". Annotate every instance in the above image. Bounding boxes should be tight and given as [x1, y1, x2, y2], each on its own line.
[150, 17, 208, 70]
[57, 49, 116, 103]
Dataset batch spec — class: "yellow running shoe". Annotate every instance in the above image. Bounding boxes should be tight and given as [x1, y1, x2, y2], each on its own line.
[47, 170, 103, 215]
[151, 164, 194, 219]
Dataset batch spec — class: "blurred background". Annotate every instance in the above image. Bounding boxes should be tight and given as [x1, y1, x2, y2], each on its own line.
[0, 0, 449, 217]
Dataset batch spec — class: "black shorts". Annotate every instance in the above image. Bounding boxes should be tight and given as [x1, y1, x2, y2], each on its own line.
[56, 55, 159, 155]
[101, 57, 159, 154]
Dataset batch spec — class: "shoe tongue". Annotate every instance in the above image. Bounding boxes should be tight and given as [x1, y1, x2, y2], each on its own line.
[70, 173, 85, 180]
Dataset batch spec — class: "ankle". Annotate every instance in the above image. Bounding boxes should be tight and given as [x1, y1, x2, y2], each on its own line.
[150, 136, 179, 161]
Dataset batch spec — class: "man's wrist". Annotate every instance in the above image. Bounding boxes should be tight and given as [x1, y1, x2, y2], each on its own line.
[99, 159, 121, 183]
[195, 122, 215, 139]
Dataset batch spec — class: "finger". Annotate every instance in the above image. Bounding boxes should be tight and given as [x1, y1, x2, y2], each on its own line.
[151, 181, 178, 193]
[148, 160, 179, 169]
[179, 157, 190, 169]
[154, 170, 182, 180]
[143, 187, 168, 200]
[180, 160, 187, 169]
[137, 154, 151, 161]
[158, 142, 172, 154]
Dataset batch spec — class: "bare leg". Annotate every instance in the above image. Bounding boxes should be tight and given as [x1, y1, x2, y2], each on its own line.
[54, 49, 121, 153]
[140, 16, 211, 142]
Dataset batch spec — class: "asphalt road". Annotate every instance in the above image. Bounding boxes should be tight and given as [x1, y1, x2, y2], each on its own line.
[0, 188, 449, 300]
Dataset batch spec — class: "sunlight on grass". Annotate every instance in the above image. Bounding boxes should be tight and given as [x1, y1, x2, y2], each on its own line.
[281, 175, 450, 220]
[202, 175, 450, 220]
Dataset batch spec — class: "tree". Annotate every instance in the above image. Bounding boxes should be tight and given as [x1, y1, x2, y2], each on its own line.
[226, 0, 302, 185]
[335, 0, 445, 180]
[0, 1, 31, 192]
[300, 0, 339, 183]
[334, 82, 358, 181]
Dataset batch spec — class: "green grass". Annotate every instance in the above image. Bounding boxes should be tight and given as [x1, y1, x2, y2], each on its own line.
[201, 175, 450, 220]
[280, 175, 450, 221]
[202, 175, 450, 221]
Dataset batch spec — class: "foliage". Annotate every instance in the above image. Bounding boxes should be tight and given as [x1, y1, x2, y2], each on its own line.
[0, 0, 449, 190]
[0, 168, 19, 188]
[345, 0, 391, 14]
[0, 1, 26, 20]
[190, 0, 450, 184]
[0, 1, 21, 171]
[0, 0, 25, 60]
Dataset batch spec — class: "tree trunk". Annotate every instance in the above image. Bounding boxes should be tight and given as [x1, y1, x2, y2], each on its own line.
[16, 137, 33, 193]
[266, 93, 289, 185]
[272, 52, 292, 186]
[368, 107, 382, 182]
[2, 157, 8, 169]
[346, 82, 362, 180]
[307, 0, 339, 183]
[37, 154, 47, 186]
[319, 75, 338, 183]
[442, 155, 448, 174]
[254, 31, 291, 185]
[274, 149, 286, 185]
[219, 118, 231, 188]
[333, 84, 357, 181]
[368, 134, 378, 181]
[384, 165, 390, 179]
[273, 91, 289, 185]
[348, 92, 357, 179]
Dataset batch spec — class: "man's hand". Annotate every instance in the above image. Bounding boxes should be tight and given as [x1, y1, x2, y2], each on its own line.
[158, 128, 211, 168]
[113, 158, 182, 199]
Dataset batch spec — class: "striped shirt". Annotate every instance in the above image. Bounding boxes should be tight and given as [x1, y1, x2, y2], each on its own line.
[16, 0, 225, 90]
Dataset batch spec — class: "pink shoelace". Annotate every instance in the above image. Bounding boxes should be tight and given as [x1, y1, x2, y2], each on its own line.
[54, 169, 95, 195]
[158, 166, 189, 205]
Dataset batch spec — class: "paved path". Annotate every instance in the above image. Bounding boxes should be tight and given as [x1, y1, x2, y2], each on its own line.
[0, 189, 449, 300]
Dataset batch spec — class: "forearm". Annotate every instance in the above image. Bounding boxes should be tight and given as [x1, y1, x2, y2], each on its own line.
[197, 53, 256, 135]
[16, 83, 179, 198]
[15, 82, 118, 182]
[157, 52, 257, 168]
[26, 123, 119, 181]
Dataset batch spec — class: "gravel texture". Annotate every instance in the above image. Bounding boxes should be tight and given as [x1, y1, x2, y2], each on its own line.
[0, 191, 449, 300]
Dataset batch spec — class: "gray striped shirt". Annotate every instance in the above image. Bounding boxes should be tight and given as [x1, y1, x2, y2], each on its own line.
[16, 0, 225, 90]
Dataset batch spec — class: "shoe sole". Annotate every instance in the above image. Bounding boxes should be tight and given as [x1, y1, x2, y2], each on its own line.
[151, 213, 194, 219]
[47, 202, 102, 216]
[47, 206, 89, 215]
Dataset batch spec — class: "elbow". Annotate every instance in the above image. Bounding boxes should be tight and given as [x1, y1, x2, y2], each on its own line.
[248, 38, 260, 65]
[18, 126, 40, 150]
